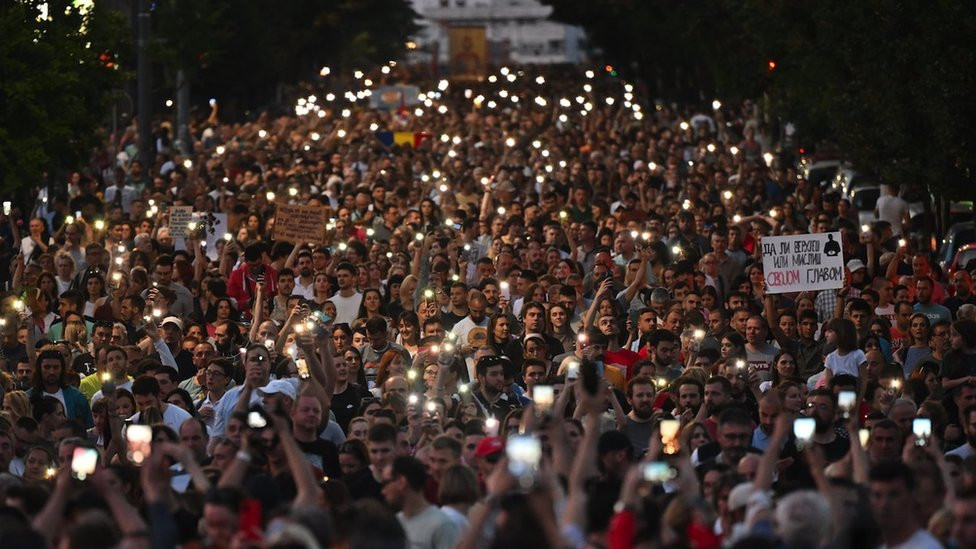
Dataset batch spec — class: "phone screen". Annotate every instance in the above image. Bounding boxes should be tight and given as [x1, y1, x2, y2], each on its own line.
[296, 358, 310, 379]
[506, 435, 542, 483]
[838, 390, 856, 413]
[913, 418, 932, 446]
[71, 447, 99, 480]
[248, 410, 268, 429]
[126, 424, 152, 465]
[532, 385, 554, 413]
[642, 462, 675, 484]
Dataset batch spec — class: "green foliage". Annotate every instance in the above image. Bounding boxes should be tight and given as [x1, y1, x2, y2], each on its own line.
[543, 0, 976, 198]
[0, 0, 128, 193]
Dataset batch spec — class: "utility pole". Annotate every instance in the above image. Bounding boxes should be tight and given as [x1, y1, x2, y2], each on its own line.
[136, 0, 152, 168]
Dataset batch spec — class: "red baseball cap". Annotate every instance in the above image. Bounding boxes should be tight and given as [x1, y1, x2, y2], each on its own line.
[474, 436, 504, 458]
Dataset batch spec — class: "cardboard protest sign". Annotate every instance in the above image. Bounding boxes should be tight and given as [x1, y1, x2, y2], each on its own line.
[168, 206, 193, 238]
[273, 202, 328, 244]
[760, 232, 845, 294]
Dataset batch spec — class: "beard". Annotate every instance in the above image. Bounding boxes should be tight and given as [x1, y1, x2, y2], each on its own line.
[814, 414, 832, 433]
[632, 402, 654, 420]
[301, 267, 312, 277]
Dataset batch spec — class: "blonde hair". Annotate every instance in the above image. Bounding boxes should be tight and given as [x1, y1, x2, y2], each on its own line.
[2, 390, 30, 424]
[64, 319, 89, 349]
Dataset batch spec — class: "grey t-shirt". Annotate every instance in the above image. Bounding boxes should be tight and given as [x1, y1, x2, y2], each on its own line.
[398, 505, 461, 549]
[747, 342, 779, 382]
[622, 415, 656, 456]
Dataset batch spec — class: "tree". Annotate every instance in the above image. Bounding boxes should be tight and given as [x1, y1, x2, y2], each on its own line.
[544, 0, 975, 200]
[0, 0, 128, 193]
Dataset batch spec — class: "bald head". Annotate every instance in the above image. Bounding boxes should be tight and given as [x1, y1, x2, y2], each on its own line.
[737, 453, 761, 482]
[865, 350, 885, 379]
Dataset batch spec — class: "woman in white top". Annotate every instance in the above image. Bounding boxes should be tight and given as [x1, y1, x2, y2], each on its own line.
[80, 269, 110, 318]
[21, 217, 53, 264]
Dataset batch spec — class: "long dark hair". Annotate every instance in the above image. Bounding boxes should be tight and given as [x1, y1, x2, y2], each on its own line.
[80, 269, 107, 302]
[825, 317, 858, 354]
[32, 349, 67, 391]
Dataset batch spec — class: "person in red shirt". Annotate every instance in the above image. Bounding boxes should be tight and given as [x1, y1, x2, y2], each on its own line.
[227, 242, 278, 319]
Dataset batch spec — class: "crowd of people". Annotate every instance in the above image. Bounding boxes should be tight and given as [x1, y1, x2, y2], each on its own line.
[1, 62, 976, 549]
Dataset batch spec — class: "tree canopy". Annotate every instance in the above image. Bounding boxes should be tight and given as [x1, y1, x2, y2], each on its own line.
[0, 0, 128, 194]
[543, 0, 976, 199]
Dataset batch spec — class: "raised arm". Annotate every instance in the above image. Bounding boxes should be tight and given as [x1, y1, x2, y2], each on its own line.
[754, 413, 790, 492]
[620, 247, 651, 306]
[583, 278, 613, 330]
[764, 294, 792, 349]
[248, 282, 265, 342]
[562, 386, 603, 530]
[272, 413, 319, 508]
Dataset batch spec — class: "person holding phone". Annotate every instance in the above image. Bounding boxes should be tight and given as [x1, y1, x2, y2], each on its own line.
[227, 243, 279, 321]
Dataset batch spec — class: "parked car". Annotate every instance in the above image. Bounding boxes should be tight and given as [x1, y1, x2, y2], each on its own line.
[948, 243, 976, 276]
[937, 221, 976, 270]
[851, 185, 881, 227]
[803, 160, 841, 189]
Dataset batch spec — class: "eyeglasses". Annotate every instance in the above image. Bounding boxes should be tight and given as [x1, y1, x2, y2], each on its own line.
[205, 370, 226, 377]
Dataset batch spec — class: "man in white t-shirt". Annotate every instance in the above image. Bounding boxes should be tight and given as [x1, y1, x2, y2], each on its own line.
[128, 374, 192, 432]
[874, 183, 910, 237]
[329, 262, 362, 325]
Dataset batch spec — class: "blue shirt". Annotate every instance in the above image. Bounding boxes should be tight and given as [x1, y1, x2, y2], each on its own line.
[914, 303, 952, 324]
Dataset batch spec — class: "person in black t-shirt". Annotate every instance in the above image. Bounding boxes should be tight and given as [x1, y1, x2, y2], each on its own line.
[331, 358, 365, 433]
[292, 394, 340, 477]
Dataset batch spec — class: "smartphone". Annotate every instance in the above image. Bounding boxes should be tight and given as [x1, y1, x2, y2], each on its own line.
[566, 360, 580, 380]
[838, 390, 856, 417]
[913, 418, 932, 447]
[500, 281, 511, 301]
[793, 417, 816, 444]
[506, 435, 542, 486]
[71, 447, 99, 480]
[532, 385, 554, 414]
[659, 419, 680, 455]
[628, 309, 640, 326]
[126, 424, 152, 465]
[642, 462, 676, 484]
[101, 379, 116, 396]
[311, 310, 332, 325]
[296, 358, 310, 380]
[247, 410, 268, 429]
[239, 499, 263, 541]
[581, 359, 600, 396]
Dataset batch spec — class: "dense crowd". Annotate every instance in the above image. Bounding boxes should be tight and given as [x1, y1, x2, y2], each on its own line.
[1, 62, 976, 549]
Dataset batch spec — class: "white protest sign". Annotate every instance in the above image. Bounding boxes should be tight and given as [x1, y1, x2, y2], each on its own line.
[168, 206, 193, 238]
[761, 231, 845, 294]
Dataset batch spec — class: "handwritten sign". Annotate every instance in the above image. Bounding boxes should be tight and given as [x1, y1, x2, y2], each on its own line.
[761, 232, 845, 294]
[168, 206, 193, 238]
[273, 203, 328, 244]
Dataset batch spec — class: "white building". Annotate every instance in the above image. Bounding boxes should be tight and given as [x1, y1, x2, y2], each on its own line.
[410, 0, 586, 65]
